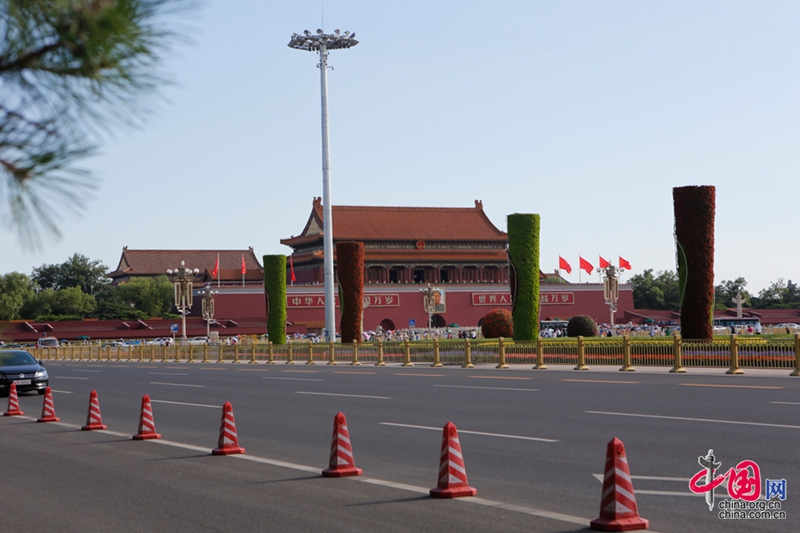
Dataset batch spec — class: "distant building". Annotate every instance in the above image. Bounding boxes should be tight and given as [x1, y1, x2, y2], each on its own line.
[281, 198, 514, 285]
[108, 247, 264, 287]
[281, 198, 632, 333]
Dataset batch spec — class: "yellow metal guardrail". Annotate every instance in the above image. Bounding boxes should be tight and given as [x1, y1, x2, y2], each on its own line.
[20, 333, 800, 375]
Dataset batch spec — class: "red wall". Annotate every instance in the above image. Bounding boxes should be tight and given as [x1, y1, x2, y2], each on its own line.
[0, 283, 633, 342]
[285, 283, 634, 332]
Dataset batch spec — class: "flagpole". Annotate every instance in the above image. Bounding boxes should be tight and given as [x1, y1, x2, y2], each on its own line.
[217, 253, 220, 288]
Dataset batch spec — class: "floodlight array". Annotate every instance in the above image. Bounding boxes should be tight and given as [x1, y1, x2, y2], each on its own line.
[288, 29, 358, 51]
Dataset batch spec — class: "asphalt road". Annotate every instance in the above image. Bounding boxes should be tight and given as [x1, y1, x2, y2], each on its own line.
[2, 360, 798, 532]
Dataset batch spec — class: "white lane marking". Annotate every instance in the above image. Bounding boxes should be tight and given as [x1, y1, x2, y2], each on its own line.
[680, 383, 782, 390]
[73, 370, 102, 373]
[562, 379, 639, 384]
[148, 372, 189, 376]
[12, 415, 616, 531]
[591, 474, 725, 498]
[638, 490, 708, 497]
[435, 385, 538, 392]
[263, 377, 323, 382]
[54, 376, 88, 380]
[771, 401, 800, 405]
[380, 422, 558, 443]
[468, 376, 532, 381]
[592, 474, 690, 482]
[150, 399, 219, 409]
[587, 411, 800, 429]
[466, 497, 591, 527]
[149, 382, 205, 388]
[51, 390, 73, 394]
[295, 391, 390, 400]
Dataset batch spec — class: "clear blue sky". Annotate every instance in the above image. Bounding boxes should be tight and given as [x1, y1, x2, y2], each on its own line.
[2, 1, 798, 293]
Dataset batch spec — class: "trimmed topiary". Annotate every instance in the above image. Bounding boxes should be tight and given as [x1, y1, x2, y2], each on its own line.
[263, 255, 287, 344]
[481, 309, 514, 338]
[673, 186, 715, 340]
[336, 241, 364, 344]
[567, 315, 598, 337]
[507, 213, 540, 341]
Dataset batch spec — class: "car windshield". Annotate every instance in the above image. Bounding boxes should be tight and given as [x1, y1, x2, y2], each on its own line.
[0, 351, 37, 366]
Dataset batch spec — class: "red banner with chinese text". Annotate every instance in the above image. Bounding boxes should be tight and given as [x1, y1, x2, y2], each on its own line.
[471, 293, 574, 305]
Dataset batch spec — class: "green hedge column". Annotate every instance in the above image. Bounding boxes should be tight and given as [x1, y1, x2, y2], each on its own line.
[263, 255, 287, 344]
[507, 213, 540, 341]
[673, 186, 715, 340]
[336, 241, 364, 344]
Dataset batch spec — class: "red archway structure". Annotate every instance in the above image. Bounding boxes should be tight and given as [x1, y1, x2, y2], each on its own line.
[379, 319, 396, 331]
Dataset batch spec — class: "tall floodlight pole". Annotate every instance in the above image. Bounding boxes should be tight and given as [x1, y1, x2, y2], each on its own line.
[289, 28, 358, 342]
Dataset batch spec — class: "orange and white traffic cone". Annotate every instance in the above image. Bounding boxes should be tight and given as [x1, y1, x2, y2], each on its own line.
[3, 382, 23, 416]
[322, 411, 362, 477]
[81, 390, 107, 430]
[133, 394, 161, 440]
[37, 387, 60, 422]
[430, 421, 477, 498]
[212, 401, 245, 455]
[590, 437, 649, 531]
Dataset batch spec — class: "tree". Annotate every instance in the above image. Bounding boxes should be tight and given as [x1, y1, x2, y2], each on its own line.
[113, 275, 173, 317]
[0, 271, 34, 319]
[23, 285, 96, 319]
[1, 0, 188, 247]
[93, 286, 147, 320]
[31, 252, 109, 294]
[629, 269, 680, 310]
[714, 277, 751, 309]
[751, 279, 800, 309]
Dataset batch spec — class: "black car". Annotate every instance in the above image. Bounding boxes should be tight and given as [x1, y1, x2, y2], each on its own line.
[0, 350, 49, 397]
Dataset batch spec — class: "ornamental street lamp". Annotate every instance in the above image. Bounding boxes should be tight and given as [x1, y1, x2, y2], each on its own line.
[420, 283, 440, 329]
[201, 284, 219, 340]
[599, 265, 620, 326]
[166, 261, 199, 344]
[289, 28, 359, 343]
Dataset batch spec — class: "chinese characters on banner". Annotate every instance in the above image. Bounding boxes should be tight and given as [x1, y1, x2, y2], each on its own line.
[362, 294, 401, 307]
[287, 294, 401, 308]
[471, 293, 574, 305]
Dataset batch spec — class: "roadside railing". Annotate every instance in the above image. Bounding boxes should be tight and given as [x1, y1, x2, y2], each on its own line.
[25, 334, 800, 375]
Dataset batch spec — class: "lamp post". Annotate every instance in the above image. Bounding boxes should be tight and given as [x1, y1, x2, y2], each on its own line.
[289, 28, 358, 342]
[166, 261, 199, 344]
[420, 283, 439, 329]
[201, 284, 218, 341]
[599, 265, 620, 326]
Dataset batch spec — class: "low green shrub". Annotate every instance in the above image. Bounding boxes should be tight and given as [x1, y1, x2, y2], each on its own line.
[567, 315, 598, 337]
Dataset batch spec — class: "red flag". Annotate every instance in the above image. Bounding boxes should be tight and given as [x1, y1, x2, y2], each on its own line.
[559, 256, 572, 274]
[579, 256, 593, 275]
[211, 254, 219, 278]
[619, 256, 632, 270]
[599, 256, 611, 269]
[241, 254, 247, 275]
[289, 255, 296, 283]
